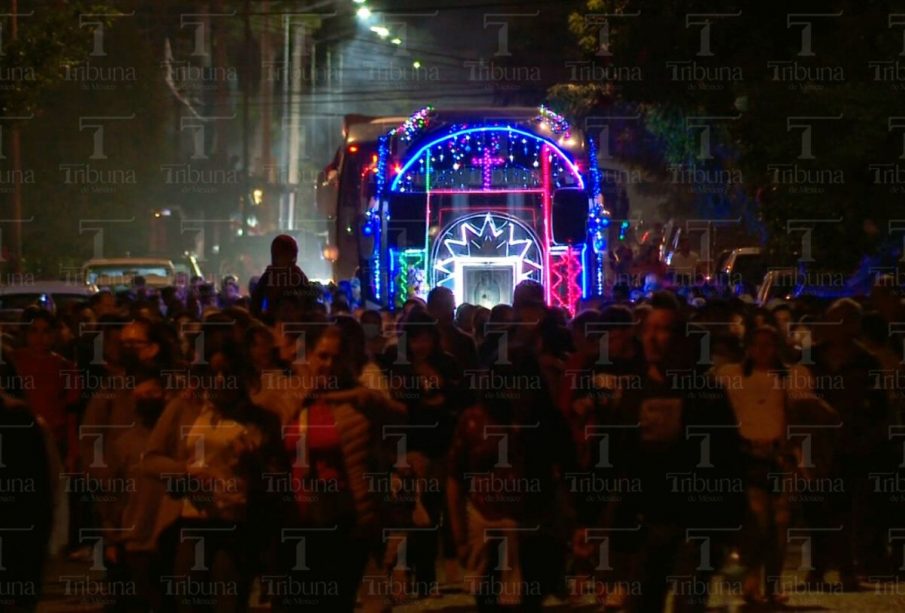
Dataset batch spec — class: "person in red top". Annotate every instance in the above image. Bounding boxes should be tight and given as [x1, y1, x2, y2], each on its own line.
[277, 322, 405, 611]
[12, 308, 82, 557]
[12, 308, 81, 472]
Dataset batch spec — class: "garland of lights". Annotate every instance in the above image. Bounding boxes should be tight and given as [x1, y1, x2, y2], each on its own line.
[536, 105, 571, 138]
[375, 134, 390, 198]
[369, 134, 391, 301]
[390, 105, 435, 142]
[586, 138, 610, 255]
[393, 127, 584, 193]
[589, 208, 609, 248]
[370, 107, 605, 307]
[362, 205, 379, 237]
[372, 252, 381, 301]
[391, 249, 427, 307]
[587, 136, 603, 201]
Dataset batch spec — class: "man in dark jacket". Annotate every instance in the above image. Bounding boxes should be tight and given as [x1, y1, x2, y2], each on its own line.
[0, 394, 54, 610]
[427, 287, 477, 371]
[808, 298, 888, 586]
[250, 234, 317, 321]
[610, 292, 744, 612]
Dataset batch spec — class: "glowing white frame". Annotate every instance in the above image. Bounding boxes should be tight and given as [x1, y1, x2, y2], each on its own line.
[432, 212, 543, 306]
[456, 259, 521, 308]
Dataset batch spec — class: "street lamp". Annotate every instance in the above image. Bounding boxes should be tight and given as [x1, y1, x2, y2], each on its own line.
[356, 6, 371, 20]
[322, 244, 339, 263]
[370, 25, 389, 38]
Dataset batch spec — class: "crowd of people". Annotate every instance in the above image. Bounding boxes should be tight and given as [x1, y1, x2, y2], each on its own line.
[3, 234, 905, 612]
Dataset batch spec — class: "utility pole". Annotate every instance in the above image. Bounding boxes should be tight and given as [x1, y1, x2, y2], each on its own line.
[279, 14, 289, 229]
[241, 0, 251, 238]
[10, 0, 22, 274]
[286, 24, 304, 231]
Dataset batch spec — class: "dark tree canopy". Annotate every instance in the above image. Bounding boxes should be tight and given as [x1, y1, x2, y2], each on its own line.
[552, 0, 904, 270]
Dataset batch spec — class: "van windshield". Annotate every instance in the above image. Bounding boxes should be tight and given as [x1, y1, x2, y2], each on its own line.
[85, 265, 172, 285]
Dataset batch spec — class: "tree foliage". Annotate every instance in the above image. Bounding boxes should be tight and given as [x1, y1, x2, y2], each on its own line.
[0, 2, 115, 117]
[552, 0, 904, 269]
[1, 1, 169, 274]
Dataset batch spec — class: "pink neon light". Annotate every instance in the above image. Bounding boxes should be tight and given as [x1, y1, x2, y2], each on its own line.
[566, 245, 581, 312]
[425, 191, 432, 280]
[549, 247, 582, 315]
[541, 144, 552, 305]
[427, 189, 543, 195]
[470, 149, 506, 190]
[390, 126, 585, 192]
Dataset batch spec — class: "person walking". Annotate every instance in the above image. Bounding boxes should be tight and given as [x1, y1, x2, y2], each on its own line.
[715, 326, 811, 606]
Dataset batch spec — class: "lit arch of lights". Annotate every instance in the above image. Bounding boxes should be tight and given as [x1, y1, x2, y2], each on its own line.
[390, 126, 585, 193]
[432, 212, 543, 307]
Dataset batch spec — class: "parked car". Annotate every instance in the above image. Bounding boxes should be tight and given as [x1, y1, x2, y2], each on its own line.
[756, 266, 863, 305]
[719, 247, 766, 292]
[756, 268, 796, 305]
[0, 280, 98, 321]
[82, 257, 176, 290]
[711, 249, 731, 278]
[173, 253, 204, 281]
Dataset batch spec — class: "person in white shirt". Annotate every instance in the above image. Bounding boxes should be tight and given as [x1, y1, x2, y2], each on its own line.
[668, 237, 700, 279]
[715, 325, 812, 606]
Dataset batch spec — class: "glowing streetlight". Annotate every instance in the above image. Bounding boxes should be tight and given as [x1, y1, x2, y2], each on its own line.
[370, 25, 390, 38]
[322, 244, 339, 263]
[412, 60, 422, 69]
[391, 37, 402, 45]
[356, 6, 371, 20]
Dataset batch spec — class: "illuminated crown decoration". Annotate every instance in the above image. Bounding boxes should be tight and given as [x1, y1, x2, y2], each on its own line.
[390, 105, 435, 142]
[536, 105, 571, 138]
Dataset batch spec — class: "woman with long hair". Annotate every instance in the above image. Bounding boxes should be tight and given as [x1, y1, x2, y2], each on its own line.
[275, 322, 404, 612]
[333, 314, 390, 396]
[141, 337, 284, 612]
[244, 323, 294, 424]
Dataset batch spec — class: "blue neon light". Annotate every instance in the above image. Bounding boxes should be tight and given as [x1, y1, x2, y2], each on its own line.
[587, 137, 602, 200]
[388, 247, 396, 305]
[373, 254, 381, 301]
[597, 252, 604, 295]
[376, 135, 390, 198]
[389, 126, 585, 192]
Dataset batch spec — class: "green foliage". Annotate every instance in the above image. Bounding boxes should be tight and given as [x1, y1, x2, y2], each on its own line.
[0, 3, 115, 117]
[0, 2, 171, 275]
[553, 0, 904, 269]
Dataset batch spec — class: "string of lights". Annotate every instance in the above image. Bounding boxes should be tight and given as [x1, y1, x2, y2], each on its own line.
[365, 106, 598, 311]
